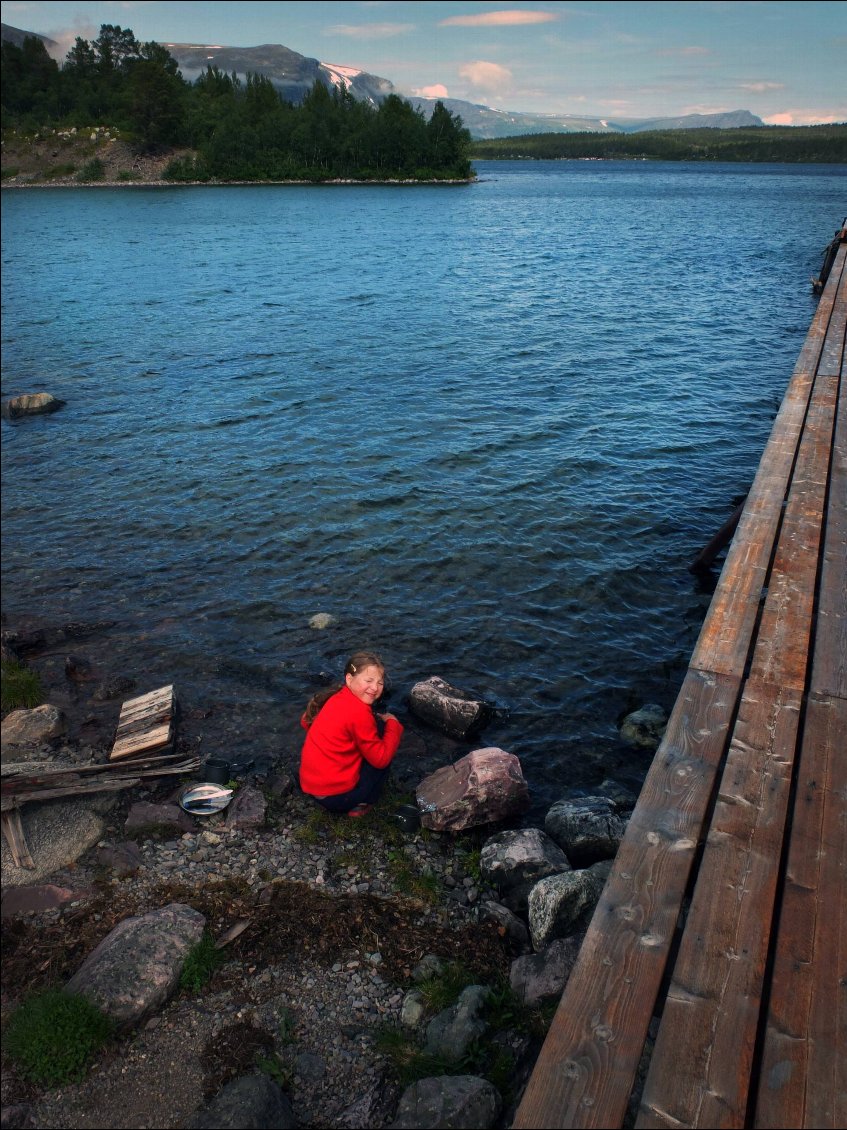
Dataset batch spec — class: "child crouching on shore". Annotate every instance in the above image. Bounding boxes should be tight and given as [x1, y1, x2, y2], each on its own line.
[299, 651, 403, 817]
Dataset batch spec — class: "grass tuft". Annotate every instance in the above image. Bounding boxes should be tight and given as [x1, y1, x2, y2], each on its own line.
[1, 658, 43, 714]
[4, 987, 114, 1086]
[180, 932, 225, 992]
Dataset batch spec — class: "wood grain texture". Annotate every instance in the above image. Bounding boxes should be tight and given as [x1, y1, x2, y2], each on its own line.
[637, 681, 803, 1129]
[755, 694, 846, 1128]
[511, 671, 740, 1130]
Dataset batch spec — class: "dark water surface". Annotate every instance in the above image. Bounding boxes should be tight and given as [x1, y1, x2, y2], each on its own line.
[2, 161, 843, 813]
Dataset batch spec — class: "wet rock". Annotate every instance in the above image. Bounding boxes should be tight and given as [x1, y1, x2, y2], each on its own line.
[509, 936, 583, 1007]
[2, 392, 66, 420]
[64, 655, 96, 684]
[390, 1075, 501, 1129]
[425, 985, 490, 1062]
[544, 796, 628, 867]
[91, 675, 137, 702]
[1, 705, 66, 757]
[480, 828, 570, 914]
[309, 613, 335, 630]
[66, 902, 206, 1032]
[527, 861, 613, 951]
[417, 748, 529, 833]
[620, 704, 668, 750]
[408, 676, 493, 739]
[185, 1073, 297, 1129]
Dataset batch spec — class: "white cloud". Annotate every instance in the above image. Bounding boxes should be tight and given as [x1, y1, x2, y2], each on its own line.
[414, 84, 450, 99]
[327, 23, 415, 39]
[459, 60, 514, 95]
[739, 82, 785, 93]
[441, 10, 558, 27]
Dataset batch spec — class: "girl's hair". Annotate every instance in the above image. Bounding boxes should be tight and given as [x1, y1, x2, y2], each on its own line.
[302, 651, 385, 724]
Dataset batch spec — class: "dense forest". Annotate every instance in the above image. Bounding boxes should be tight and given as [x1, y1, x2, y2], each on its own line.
[0, 24, 473, 181]
[471, 124, 847, 164]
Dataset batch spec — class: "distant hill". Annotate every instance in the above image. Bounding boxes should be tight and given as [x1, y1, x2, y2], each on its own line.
[0, 21, 57, 49]
[1, 25, 765, 138]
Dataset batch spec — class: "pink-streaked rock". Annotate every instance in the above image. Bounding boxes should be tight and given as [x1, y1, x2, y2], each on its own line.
[416, 748, 530, 833]
[0, 883, 91, 918]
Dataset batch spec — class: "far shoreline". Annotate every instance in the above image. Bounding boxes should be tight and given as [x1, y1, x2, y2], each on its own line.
[1, 176, 477, 190]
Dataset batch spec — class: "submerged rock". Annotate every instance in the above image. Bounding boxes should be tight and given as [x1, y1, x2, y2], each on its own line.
[408, 676, 493, 739]
[620, 704, 668, 749]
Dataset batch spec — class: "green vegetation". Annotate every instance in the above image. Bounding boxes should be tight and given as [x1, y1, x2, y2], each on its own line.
[76, 157, 105, 181]
[472, 124, 847, 163]
[1, 24, 473, 181]
[1, 658, 43, 713]
[179, 931, 226, 992]
[4, 987, 114, 1086]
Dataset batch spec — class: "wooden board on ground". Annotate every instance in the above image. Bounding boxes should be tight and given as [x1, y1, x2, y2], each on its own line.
[110, 684, 178, 761]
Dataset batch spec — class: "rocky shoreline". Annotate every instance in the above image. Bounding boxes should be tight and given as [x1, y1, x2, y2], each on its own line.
[1, 618, 665, 1129]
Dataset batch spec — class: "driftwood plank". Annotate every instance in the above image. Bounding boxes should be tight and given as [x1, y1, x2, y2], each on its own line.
[1, 808, 35, 869]
[115, 706, 175, 741]
[511, 670, 741, 1130]
[119, 685, 175, 714]
[2, 778, 142, 809]
[111, 725, 174, 761]
[755, 693, 846, 1129]
[0, 752, 197, 794]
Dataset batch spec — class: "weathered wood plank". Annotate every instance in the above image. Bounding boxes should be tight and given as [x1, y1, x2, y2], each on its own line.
[118, 685, 175, 715]
[637, 680, 804, 1129]
[754, 693, 846, 1129]
[795, 243, 845, 373]
[511, 670, 741, 1130]
[810, 366, 847, 700]
[1, 777, 142, 809]
[749, 369, 839, 690]
[1, 808, 35, 869]
[817, 252, 846, 377]
[0, 753, 198, 795]
[110, 722, 173, 761]
[115, 705, 175, 741]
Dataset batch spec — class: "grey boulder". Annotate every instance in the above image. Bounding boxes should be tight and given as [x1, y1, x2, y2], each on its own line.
[391, 1075, 501, 1129]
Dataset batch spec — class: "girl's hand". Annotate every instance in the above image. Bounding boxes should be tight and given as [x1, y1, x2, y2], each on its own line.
[378, 712, 398, 722]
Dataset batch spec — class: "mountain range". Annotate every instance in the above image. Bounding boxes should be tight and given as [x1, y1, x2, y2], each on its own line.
[1, 24, 764, 138]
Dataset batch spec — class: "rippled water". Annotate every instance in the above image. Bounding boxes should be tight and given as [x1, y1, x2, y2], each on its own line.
[2, 161, 843, 811]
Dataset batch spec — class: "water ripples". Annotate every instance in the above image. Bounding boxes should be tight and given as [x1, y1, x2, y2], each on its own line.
[2, 161, 843, 810]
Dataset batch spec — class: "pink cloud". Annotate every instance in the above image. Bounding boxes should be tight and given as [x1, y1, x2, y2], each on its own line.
[415, 84, 450, 98]
[763, 109, 846, 125]
[441, 10, 558, 27]
[459, 60, 514, 93]
[328, 23, 415, 39]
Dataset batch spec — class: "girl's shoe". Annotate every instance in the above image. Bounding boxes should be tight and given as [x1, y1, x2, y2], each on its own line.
[347, 803, 372, 818]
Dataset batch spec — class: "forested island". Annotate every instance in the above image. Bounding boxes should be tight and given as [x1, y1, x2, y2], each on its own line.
[1, 24, 473, 183]
[471, 124, 847, 164]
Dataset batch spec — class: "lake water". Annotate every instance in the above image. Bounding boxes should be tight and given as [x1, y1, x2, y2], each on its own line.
[2, 160, 844, 814]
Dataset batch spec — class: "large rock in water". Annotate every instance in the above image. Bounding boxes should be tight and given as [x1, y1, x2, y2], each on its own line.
[416, 748, 530, 832]
[408, 676, 492, 739]
[620, 703, 668, 749]
[65, 903, 206, 1031]
[2, 392, 66, 419]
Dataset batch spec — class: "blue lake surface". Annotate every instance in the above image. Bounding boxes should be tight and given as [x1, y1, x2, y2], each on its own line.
[2, 160, 844, 811]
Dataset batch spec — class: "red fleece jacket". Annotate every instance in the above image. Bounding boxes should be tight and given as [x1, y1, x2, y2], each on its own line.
[299, 685, 403, 797]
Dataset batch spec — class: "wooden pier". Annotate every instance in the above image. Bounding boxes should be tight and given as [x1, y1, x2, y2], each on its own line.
[513, 230, 846, 1130]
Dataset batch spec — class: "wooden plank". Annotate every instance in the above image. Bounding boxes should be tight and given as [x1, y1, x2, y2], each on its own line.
[755, 693, 846, 1129]
[1, 808, 35, 869]
[1, 778, 142, 809]
[636, 681, 804, 1129]
[115, 705, 175, 741]
[795, 244, 845, 374]
[810, 367, 847, 700]
[512, 670, 740, 1130]
[118, 685, 175, 716]
[0, 753, 198, 795]
[749, 370, 839, 690]
[817, 253, 847, 377]
[110, 723, 173, 761]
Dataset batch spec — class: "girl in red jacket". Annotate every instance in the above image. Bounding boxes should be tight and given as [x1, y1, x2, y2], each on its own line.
[299, 651, 403, 816]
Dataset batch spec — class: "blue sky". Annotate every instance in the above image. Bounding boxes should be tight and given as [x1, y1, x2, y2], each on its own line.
[1, 1, 844, 123]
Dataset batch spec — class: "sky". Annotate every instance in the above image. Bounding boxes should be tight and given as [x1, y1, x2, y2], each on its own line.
[1, 1, 844, 124]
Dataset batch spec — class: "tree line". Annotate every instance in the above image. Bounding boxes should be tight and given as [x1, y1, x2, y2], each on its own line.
[0, 24, 473, 181]
[471, 125, 847, 164]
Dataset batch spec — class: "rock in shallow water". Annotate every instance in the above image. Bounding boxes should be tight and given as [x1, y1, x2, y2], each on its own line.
[416, 748, 529, 833]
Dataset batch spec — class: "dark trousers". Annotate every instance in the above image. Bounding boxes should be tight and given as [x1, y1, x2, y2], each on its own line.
[313, 760, 390, 814]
